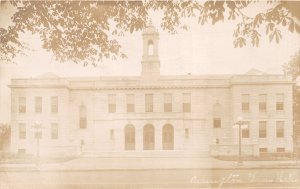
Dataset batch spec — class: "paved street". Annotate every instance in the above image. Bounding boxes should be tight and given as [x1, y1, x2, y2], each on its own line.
[1, 157, 299, 170]
[0, 168, 299, 189]
[0, 157, 299, 188]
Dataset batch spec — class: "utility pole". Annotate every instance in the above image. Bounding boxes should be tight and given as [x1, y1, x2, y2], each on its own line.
[32, 121, 42, 168]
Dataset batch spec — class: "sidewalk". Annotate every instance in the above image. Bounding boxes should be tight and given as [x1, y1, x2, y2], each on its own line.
[1, 157, 300, 171]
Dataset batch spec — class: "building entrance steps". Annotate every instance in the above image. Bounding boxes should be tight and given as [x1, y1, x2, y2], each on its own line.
[52, 156, 300, 170]
[60, 156, 218, 170]
[80, 150, 210, 158]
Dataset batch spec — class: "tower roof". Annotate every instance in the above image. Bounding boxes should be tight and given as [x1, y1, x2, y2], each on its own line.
[143, 22, 158, 35]
[245, 68, 267, 75]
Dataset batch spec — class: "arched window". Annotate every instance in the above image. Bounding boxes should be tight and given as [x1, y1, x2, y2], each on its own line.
[125, 125, 135, 150]
[148, 40, 154, 56]
[79, 105, 87, 128]
[143, 124, 155, 150]
[213, 102, 222, 128]
[162, 124, 174, 150]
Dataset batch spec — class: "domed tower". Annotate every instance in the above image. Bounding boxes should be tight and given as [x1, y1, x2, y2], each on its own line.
[141, 23, 160, 77]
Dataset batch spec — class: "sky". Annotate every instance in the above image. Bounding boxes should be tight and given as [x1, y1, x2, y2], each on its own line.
[0, 2, 299, 122]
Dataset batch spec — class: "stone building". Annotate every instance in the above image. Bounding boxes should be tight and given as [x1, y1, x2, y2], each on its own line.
[9, 25, 293, 157]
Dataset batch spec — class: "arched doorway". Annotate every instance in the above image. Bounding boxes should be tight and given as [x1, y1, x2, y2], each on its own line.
[143, 124, 155, 150]
[125, 125, 135, 150]
[162, 124, 174, 150]
[148, 40, 154, 56]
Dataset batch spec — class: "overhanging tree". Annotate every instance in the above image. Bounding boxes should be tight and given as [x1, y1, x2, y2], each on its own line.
[0, 0, 299, 65]
[0, 123, 10, 151]
[283, 51, 300, 154]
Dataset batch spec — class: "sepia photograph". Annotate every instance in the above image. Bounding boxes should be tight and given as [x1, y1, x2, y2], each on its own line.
[0, 0, 300, 188]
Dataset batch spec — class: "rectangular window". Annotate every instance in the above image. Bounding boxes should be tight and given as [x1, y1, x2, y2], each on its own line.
[259, 121, 267, 138]
[79, 118, 87, 128]
[110, 129, 114, 140]
[19, 97, 26, 113]
[259, 148, 268, 153]
[213, 118, 221, 128]
[259, 94, 267, 112]
[35, 96, 42, 113]
[108, 94, 116, 113]
[145, 94, 153, 112]
[18, 149, 26, 155]
[276, 121, 284, 138]
[277, 147, 285, 152]
[276, 93, 284, 111]
[79, 117, 87, 129]
[51, 96, 58, 113]
[164, 93, 172, 112]
[241, 94, 250, 112]
[185, 128, 189, 139]
[51, 123, 58, 139]
[126, 94, 135, 113]
[19, 123, 26, 139]
[242, 121, 250, 138]
[183, 93, 191, 112]
[79, 106, 87, 129]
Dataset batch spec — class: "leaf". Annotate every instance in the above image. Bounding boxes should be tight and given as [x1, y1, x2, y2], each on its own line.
[234, 37, 246, 48]
[282, 19, 286, 26]
[295, 23, 300, 33]
[228, 11, 233, 20]
[129, 25, 135, 33]
[289, 22, 295, 33]
[232, 12, 236, 20]
[271, 29, 282, 43]
[253, 14, 263, 28]
[251, 31, 260, 47]
[266, 22, 275, 34]
[233, 39, 238, 48]
[269, 32, 275, 42]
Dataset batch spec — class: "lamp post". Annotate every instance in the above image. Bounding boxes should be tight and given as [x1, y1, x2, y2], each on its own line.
[32, 121, 42, 167]
[235, 116, 244, 166]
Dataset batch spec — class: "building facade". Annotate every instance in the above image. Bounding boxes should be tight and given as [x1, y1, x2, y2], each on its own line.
[9, 25, 294, 157]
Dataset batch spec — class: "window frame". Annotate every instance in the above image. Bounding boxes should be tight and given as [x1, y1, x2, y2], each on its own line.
[276, 147, 285, 153]
[108, 94, 116, 113]
[110, 129, 114, 140]
[35, 96, 42, 113]
[213, 118, 221, 128]
[79, 105, 87, 129]
[185, 128, 189, 139]
[241, 94, 250, 112]
[183, 93, 191, 113]
[259, 147, 268, 153]
[126, 94, 135, 113]
[145, 94, 153, 112]
[241, 121, 250, 138]
[259, 94, 267, 112]
[276, 93, 284, 111]
[147, 40, 154, 56]
[51, 123, 59, 139]
[51, 96, 58, 113]
[164, 93, 172, 112]
[259, 121, 267, 138]
[276, 121, 284, 138]
[18, 97, 26, 113]
[18, 123, 26, 139]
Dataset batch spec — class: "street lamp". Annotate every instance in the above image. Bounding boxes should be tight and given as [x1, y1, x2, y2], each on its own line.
[32, 121, 42, 167]
[234, 116, 245, 166]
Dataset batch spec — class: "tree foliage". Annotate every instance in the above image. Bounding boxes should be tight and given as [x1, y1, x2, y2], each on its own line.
[283, 51, 300, 148]
[0, 123, 9, 138]
[0, 0, 299, 65]
[283, 50, 300, 80]
[0, 123, 10, 151]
